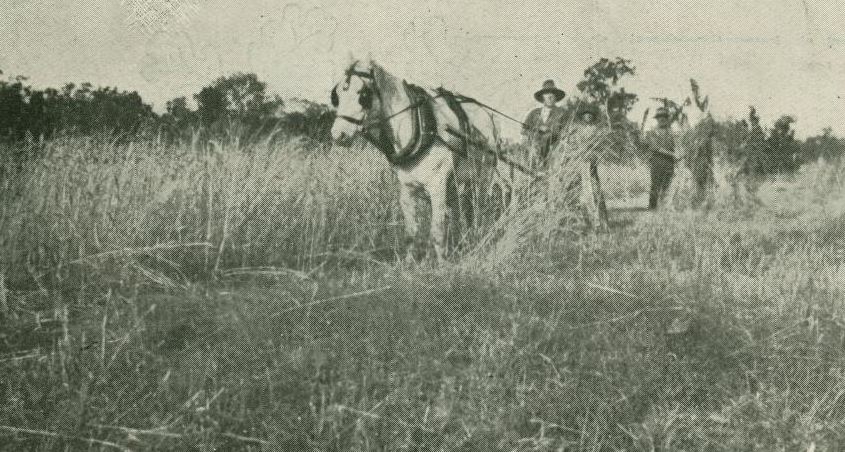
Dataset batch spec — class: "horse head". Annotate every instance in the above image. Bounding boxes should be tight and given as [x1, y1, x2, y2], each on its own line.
[330, 58, 380, 146]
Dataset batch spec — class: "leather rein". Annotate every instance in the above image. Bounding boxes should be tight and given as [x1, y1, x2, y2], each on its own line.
[336, 68, 438, 164]
[335, 68, 542, 178]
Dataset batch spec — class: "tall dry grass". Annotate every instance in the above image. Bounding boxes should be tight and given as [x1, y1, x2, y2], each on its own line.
[0, 135, 405, 289]
[0, 132, 655, 287]
[2, 133, 845, 450]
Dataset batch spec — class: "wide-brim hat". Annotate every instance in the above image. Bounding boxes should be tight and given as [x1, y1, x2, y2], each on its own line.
[534, 80, 566, 103]
[576, 104, 601, 121]
[654, 107, 671, 119]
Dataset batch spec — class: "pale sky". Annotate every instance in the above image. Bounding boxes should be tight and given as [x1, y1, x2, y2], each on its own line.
[2, 0, 844, 139]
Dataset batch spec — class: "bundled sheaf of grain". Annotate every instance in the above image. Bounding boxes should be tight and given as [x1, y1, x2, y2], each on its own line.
[806, 155, 844, 194]
[466, 131, 612, 268]
[663, 80, 759, 211]
[666, 117, 758, 210]
[666, 118, 714, 208]
[0, 116, 768, 284]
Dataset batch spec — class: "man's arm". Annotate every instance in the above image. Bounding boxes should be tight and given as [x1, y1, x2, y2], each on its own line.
[522, 110, 536, 137]
[639, 129, 653, 153]
[643, 130, 675, 158]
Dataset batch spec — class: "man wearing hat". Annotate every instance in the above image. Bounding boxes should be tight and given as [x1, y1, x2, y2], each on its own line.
[522, 80, 567, 169]
[554, 103, 609, 230]
[644, 107, 676, 209]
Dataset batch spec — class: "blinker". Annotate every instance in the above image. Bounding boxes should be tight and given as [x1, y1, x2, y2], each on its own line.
[330, 86, 339, 107]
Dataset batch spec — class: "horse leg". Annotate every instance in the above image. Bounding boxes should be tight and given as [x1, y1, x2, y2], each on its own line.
[487, 181, 508, 224]
[399, 183, 421, 263]
[428, 181, 450, 263]
[457, 180, 475, 238]
[445, 172, 462, 252]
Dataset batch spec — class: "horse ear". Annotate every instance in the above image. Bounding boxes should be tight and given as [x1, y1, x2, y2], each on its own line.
[330, 86, 339, 107]
[364, 52, 375, 68]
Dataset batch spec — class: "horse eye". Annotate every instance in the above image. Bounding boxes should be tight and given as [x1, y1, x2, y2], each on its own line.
[358, 87, 373, 109]
[330, 87, 339, 107]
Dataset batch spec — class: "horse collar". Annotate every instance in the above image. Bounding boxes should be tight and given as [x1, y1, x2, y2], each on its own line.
[338, 70, 438, 166]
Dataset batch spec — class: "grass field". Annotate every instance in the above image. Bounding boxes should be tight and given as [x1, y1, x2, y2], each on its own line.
[1, 136, 845, 451]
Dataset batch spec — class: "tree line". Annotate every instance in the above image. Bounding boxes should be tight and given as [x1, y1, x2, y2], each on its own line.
[0, 69, 335, 144]
[567, 58, 845, 176]
[1, 63, 844, 175]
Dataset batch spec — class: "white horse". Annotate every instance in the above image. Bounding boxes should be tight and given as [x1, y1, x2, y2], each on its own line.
[330, 57, 508, 262]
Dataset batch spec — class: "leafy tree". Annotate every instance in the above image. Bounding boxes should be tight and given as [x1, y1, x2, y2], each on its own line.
[767, 115, 799, 173]
[572, 57, 641, 165]
[572, 57, 640, 164]
[195, 86, 227, 127]
[576, 57, 638, 122]
[165, 97, 194, 126]
[24, 90, 47, 138]
[166, 96, 192, 120]
[0, 76, 27, 138]
[802, 127, 845, 164]
[277, 98, 334, 141]
[216, 72, 282, 119]
[0, 72, 158, 141]
[712, 106, 769, 181]
[0, 68, 338, 147]
[193, 72, 283, 132]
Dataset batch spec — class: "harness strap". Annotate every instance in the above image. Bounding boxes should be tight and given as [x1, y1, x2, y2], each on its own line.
[337, 97, 427, 128]
[376, 82, 438, 166]
[337, 115, 365, 125]
[436, 88, 472, 157]
[339, 68, 532, 171]
[345, 69, 374, 80]
[444, 125, 540, 179]
[453, 94, 531, 129]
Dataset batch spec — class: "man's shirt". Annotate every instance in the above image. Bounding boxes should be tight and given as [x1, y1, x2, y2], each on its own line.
[522, 105, 567, 145]
[540, 106, 552, 123]
[644, 127, 675, 158]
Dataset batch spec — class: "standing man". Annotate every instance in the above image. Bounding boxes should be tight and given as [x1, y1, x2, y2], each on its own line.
[522, 80, 567, 170]
[556, 103, 609, 230]
[644, 107, 676, 209]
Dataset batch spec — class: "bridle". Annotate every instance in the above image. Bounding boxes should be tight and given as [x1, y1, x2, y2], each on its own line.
[331, 67, 429, 142]
[331, 68, 379, 128]
[330, 64, 541, 177]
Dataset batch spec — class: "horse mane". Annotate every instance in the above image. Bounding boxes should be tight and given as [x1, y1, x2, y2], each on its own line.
[367, 61, 403, 107]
